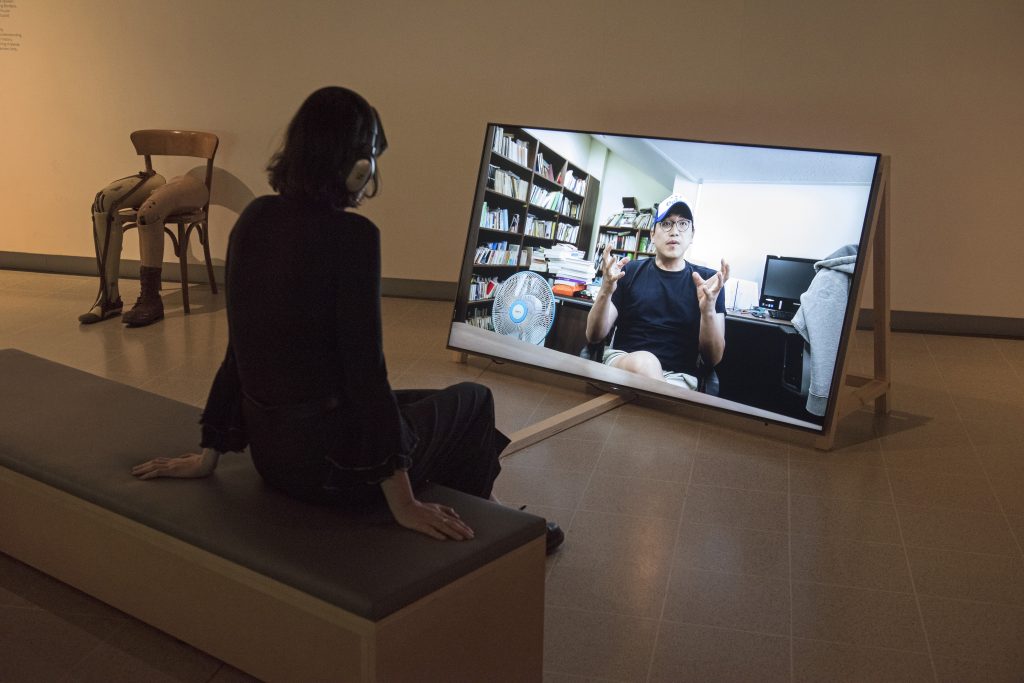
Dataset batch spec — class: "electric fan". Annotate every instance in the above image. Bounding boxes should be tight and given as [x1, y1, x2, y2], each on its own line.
[491, 271, 556, 345]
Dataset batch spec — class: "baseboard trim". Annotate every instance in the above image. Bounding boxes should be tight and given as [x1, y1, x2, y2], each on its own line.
[2, 251, 1020, 336]
[0, 251, 457, 301]
[855, 309, 1023, 338]
[0, 252, 186, 282]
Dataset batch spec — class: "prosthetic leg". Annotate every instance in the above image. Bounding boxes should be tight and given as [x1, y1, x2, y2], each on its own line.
[122, 174, 210, 327]
[79, 172, 166, 324]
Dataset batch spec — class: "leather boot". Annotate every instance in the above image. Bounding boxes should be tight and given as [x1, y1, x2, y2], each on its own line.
[123, 266, 164, 327]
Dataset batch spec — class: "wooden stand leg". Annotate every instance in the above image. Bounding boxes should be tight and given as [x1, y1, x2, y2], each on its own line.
[871, 173, 891, 415]
[502, 392, 633, 457]
[815, 157, 892, 450]
[451, 351, 468, 364]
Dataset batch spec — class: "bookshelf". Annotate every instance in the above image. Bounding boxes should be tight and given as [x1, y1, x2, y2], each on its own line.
[595, 207, 655, 261]
[455, 125, 601, 329]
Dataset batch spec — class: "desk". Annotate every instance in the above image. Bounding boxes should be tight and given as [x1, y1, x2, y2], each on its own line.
[717, 313, 816, 424]
[512, 299, 823, 428]
[726, 309, 795, 328]
[545, 296, 594, 355]
[541, 302, 819, 426]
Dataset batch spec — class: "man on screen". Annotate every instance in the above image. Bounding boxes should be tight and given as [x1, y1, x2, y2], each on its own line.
[585, 194, 728, 390]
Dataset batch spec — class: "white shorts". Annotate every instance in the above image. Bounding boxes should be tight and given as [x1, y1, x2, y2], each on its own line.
[601, 347, 698, 390]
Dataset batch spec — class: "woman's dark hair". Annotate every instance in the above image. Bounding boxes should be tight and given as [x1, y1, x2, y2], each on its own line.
[267, 86, 378, 209]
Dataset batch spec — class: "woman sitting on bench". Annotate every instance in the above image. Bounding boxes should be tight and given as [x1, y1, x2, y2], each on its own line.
[131, 86, 562, 553]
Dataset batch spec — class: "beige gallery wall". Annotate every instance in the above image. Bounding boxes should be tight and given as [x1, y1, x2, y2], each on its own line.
[0, 0, 1021, 318]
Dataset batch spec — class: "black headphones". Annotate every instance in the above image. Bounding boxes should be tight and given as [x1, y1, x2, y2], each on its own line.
[345, 106, 387, 193]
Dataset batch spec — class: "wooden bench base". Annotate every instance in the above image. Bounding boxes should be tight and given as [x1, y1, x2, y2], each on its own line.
[0, 466, 544, 682]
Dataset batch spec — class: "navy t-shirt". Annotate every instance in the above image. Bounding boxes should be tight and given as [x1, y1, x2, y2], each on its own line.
[610, 258, 726, 374]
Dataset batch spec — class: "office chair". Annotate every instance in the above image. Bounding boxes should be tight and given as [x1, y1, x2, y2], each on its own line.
[580, 331, 720, 396]
[122, 129, 219, 314]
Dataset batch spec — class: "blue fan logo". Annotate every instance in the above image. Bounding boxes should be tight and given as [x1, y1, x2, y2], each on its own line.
[509, 301, 528, 323]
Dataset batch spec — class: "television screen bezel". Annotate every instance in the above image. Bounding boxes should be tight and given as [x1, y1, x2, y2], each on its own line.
[447, 122, 885, 436]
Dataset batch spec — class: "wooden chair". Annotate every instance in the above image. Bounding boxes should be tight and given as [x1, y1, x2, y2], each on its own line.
[123, 129, 219, 314]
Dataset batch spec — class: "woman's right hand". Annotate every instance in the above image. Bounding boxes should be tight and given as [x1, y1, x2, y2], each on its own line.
[131, 450, 220, 479]
[389, 498, 475, 541]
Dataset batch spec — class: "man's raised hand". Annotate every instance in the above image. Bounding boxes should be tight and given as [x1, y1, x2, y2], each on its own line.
[693, 259, 731, 313]
[599, 243, 630, 293]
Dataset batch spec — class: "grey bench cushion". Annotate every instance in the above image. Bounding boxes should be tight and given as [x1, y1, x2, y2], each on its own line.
[0, 348, 544, 621]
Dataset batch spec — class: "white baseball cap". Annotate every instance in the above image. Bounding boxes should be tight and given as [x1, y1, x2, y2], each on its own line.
[655, 194, 694, 224]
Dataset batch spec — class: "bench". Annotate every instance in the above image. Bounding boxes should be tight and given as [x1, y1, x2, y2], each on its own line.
[0, 349, 545, 681]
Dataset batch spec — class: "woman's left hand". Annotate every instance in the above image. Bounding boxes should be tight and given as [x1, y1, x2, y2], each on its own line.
[131, 452, 216, 480]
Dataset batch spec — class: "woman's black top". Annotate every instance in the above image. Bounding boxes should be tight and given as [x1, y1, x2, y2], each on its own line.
[199, 195, 416, 483]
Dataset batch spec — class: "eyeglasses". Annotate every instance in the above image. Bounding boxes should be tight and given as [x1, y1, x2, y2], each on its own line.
[655, 219, 693, 234]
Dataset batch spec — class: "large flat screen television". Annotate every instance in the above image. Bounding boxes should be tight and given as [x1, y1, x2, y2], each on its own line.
[448, 124, 883, 433]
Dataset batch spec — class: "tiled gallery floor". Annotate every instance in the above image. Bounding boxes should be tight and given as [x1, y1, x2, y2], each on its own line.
[1, 268, 1023, 682]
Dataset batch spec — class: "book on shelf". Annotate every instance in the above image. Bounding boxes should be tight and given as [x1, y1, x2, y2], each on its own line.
[529, 186, 562, 211]
[534, 153, 556, 181]
[479, 202, 516, 232]
[474, 241, 520, 266]
[555, 222, 579, 243]
[467, 310, 494, 331]
[559, 196, 581, 219]
[597, 230, 637, 251]
[525, 213, 555, 239]
[468, 274, 503, 302]
[489, 167, 528, 199]
[491, 126, 530, 166]
[560, 168, 587, 196]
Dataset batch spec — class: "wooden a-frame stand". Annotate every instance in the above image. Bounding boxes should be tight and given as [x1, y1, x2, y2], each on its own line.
[453, 157, 891, 454]
[814, 155, 892, 450]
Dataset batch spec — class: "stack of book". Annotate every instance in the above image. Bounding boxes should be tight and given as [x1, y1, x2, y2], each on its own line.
[526, 247, 548, 273]
[603, 209, 653, 229]
[634, 212, 653, 230]
[603, 208, 638, 227]
[543, 244, 596, 295]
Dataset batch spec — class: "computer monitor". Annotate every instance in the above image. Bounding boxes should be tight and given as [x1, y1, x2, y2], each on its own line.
[759, 255, 819, 314]
[448, 123, 882, 432]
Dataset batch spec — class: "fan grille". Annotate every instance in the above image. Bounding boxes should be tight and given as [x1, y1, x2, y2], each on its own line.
[491, 272, 556, 345]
